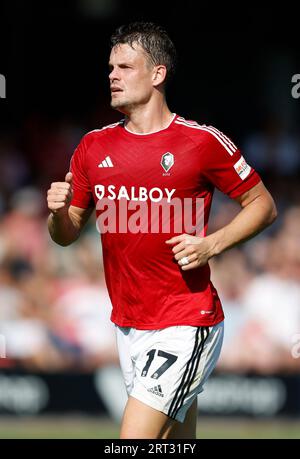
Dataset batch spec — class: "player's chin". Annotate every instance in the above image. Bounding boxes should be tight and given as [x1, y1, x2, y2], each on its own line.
[110, 99, 125, 110]
[110, 100, 131, 114]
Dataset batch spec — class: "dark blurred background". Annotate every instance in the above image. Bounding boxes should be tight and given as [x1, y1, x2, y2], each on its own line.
[0, 0, 300, 436]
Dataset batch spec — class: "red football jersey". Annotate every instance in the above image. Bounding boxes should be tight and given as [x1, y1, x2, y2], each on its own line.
[70, 114, 260, 329]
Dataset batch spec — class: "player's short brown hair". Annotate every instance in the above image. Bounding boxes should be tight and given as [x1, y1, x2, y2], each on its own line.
[110, 22, 177, 84]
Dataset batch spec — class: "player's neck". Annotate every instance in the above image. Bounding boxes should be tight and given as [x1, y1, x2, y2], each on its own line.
[124, 102, 173, 135]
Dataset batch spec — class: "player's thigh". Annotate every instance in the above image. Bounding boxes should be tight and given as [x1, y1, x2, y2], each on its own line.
[161, 398, 197, 439]
[120, 396, 176, 439]
[120, 395, 197, 439]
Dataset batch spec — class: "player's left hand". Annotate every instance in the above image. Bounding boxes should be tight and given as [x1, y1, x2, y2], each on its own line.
[165, 234, 215, 271]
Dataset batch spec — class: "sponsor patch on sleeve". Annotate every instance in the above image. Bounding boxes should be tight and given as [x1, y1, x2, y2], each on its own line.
[233, 156, 251, 180]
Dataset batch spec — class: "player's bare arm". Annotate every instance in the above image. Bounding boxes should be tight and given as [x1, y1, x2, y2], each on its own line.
[166, 181, 277, 271]
[47, 172, 93, 246]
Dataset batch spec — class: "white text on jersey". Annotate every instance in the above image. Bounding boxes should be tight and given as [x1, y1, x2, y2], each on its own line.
[95, 185, 176, 203]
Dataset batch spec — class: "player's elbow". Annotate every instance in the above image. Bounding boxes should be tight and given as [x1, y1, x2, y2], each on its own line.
[264, 195, 278, 227]
[55, 239, 75, 247]
[49, 229, 79, 247]
[49, 236, 75, 247]
[269, 201, 278, 224]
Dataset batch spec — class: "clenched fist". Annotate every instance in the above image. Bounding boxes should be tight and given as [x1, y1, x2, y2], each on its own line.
[47, 172, 73, 215]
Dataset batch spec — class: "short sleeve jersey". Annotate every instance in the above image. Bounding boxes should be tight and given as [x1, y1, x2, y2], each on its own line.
[70, 114, 261, 329]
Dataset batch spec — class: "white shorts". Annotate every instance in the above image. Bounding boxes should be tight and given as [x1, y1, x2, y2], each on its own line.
[116, 321, 224, 423]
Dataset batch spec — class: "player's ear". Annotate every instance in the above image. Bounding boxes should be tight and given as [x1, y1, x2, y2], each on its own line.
[152, 65, 167, 87]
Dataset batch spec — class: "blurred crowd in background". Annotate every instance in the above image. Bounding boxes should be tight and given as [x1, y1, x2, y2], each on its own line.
[0, 113, 299, 376]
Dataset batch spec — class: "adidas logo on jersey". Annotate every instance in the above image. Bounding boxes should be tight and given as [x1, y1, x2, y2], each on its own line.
[147, 385, 164, 397]
[98, 156, 114, 168]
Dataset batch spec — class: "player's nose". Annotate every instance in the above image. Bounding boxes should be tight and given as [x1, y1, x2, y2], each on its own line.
[109, 67, 120, 81]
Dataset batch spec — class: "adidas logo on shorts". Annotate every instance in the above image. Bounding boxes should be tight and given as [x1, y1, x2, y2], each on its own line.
[147, 384, 164, 397]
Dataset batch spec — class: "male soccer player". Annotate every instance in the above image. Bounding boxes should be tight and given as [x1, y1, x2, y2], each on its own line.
[47, 22, 277, 439]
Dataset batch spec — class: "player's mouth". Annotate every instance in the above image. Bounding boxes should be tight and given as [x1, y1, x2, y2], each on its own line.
[111, 87, 123, 94]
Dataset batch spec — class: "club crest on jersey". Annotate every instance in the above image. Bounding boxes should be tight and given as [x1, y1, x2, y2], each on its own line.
[161, 152, 174, 173]
[95, 184, 105, 199]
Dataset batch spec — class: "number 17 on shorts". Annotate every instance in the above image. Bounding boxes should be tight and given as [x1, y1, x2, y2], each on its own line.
[116, 322, 224, 423]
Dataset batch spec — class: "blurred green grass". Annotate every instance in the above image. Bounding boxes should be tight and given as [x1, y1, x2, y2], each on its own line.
[0, 416, 299, 439]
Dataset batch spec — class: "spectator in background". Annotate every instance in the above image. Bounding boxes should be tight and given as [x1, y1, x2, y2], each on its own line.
[22, 114, 85, 193]
[0, 134, 30, 203]
[0, 187, 47, 266]
[210, 249, 253, 370]
[243, 116, 300, 177]
[0, 193, 121, 375]
[0, 259, 57, 370]
[214, 206, 300, 374]
[47, 253, 119, 371]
